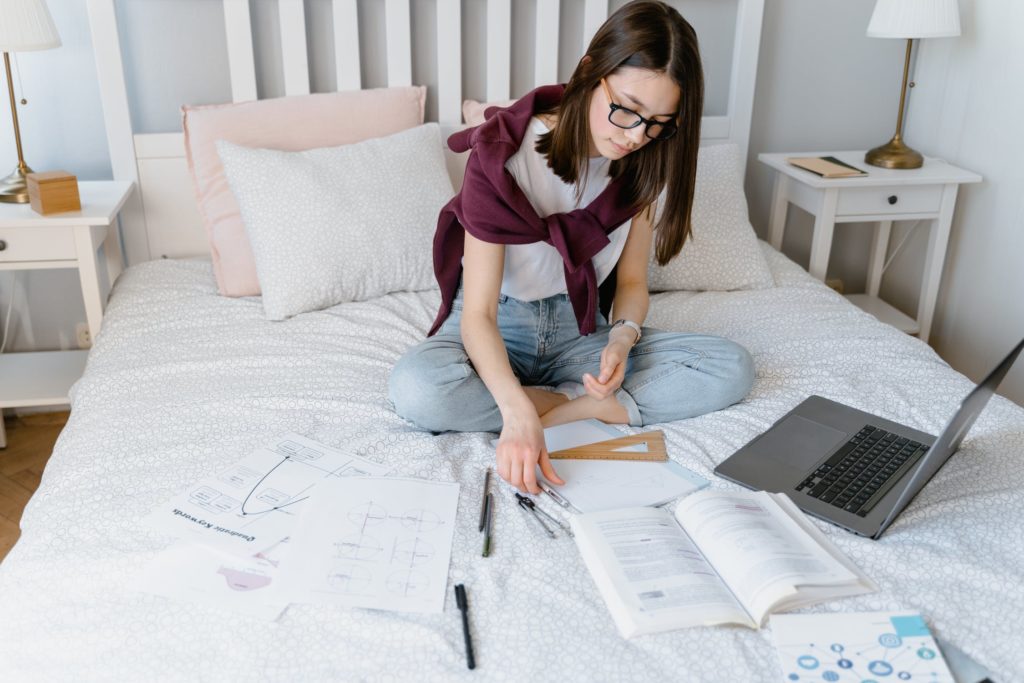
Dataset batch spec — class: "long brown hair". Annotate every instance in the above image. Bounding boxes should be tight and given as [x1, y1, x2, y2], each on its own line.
[535, 0, 703, 265]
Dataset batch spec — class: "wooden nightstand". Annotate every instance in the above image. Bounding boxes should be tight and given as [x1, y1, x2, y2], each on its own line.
[0, 181, 134, 448]
[759, 151, 981, 342]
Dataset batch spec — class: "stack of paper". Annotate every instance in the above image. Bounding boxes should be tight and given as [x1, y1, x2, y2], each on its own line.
[538, 420, 708, 513]
[136, 433, 459, 619]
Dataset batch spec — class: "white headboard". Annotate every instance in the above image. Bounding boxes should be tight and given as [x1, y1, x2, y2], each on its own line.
[86, 0, 765, 266]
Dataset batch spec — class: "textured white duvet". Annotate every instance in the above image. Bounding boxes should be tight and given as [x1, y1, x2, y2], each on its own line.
[1, 243, 1022, 682]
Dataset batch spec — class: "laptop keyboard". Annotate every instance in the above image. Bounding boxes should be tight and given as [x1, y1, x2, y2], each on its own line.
[795, 425, 929, 517]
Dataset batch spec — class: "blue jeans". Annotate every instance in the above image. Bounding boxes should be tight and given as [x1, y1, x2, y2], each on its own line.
[388, 290, 754, 432]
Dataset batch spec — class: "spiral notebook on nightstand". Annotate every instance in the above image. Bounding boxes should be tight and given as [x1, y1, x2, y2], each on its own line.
[788, 156, 868, 178]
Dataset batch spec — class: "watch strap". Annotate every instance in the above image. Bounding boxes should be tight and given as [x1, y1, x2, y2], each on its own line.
[611, 319, 642, 345]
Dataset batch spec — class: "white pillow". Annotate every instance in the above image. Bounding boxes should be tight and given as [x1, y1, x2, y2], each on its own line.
[647, 143, 774, 291]
[217, 123, 454, 320]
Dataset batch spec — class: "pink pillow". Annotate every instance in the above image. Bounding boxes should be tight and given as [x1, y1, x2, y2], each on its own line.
[462, 98, 517, 127]
[183, 87, 426, 296]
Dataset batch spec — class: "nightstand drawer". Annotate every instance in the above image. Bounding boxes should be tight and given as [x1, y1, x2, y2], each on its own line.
[836, 185, 943, 216]
[0, 227, 76, 262]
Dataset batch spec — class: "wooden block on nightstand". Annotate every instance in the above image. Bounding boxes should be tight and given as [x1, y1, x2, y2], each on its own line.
[27, 171, 81, 215]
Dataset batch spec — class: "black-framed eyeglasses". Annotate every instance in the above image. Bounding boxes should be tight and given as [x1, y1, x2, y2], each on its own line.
[600, 78, 678, 141]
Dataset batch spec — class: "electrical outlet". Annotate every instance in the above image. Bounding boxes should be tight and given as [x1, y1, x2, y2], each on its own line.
[75, 323, 92, 349]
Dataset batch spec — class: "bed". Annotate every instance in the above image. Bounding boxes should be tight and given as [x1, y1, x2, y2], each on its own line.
[2, 1, 1023, 681]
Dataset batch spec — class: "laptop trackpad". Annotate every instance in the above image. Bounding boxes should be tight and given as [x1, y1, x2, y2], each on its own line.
[757, 415, 849, 472]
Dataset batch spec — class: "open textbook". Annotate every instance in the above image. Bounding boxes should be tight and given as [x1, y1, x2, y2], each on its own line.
[571, 489, 876, 638]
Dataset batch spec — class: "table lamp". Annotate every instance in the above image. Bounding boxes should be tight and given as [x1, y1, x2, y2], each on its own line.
[865, 0, 960, 169]
[0, 0, 61, 203]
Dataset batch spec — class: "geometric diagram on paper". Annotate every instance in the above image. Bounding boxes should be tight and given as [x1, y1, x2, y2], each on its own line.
[334, 533, 384, 561]
[188, 486, 241, 514]
[390, 537, 434, 567]
[385, 569, 429, 597]
[396, 508, 442, 532]
[216, 566, 273, 591]
[347, 501, 389, 528]
[326, 563, 373, 594]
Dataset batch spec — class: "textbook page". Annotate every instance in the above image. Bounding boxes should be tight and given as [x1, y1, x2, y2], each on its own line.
[571, 507, 753, 638]
[675, 490, 872, 625]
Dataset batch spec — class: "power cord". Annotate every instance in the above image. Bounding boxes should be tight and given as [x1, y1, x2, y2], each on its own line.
[881, 220, 923, 276]
[1, 272, 16, 354]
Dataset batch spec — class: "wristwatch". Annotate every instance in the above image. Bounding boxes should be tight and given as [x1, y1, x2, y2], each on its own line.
[611, 319, 642, 345]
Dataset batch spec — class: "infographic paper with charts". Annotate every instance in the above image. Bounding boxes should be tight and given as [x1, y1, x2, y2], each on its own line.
[147, 433, 391, 556]
[770, 612, 954, 683]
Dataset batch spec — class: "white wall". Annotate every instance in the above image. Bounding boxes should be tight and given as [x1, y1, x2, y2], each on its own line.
[893, 0, 1024, 405]
[742, 0, 1022, 406]
[1, 0, 1020, 406]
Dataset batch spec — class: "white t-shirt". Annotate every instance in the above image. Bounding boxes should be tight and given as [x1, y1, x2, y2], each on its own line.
[498, 117, 630, 301]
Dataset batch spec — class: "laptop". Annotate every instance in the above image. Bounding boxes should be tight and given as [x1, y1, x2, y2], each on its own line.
[715, 337, 1024, 539]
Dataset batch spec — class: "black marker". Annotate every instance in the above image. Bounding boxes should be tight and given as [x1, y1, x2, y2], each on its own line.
[478, 468, 491, 531]
[454, 584, 475, 670]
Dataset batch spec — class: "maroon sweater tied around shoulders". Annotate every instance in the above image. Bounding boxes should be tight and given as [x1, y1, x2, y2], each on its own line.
[428, 84, 640, 337]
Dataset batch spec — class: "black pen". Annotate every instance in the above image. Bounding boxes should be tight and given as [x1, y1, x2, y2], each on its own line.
[454, 584, 475, 670]
[478, 467, 491, 532]
[482, 493, 493, 557]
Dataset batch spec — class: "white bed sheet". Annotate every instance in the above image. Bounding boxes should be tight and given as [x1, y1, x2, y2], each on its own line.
[1, 242, 1022, 682]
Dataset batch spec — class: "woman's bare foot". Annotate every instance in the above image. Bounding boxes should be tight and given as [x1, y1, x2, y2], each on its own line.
[523, 386, 570, 416]
[539, 394, 629, 427]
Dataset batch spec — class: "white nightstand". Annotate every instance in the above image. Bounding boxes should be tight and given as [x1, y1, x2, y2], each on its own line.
[759, 151, 981, 342]
[0, 181, 134, 448]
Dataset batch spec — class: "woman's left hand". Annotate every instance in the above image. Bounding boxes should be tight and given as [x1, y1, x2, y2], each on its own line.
[582, 328, 633, 400]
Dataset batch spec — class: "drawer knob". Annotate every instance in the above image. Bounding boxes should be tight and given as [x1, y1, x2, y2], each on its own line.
[887, 195, 898, 205]
[0, 239, 6, 251]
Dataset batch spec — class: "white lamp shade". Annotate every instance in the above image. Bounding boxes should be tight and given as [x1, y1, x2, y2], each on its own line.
[0, 0, 61, 51]
[867, 0, 961, 39]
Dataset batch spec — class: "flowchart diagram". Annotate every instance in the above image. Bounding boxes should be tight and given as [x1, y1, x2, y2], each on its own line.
[147, 433, 391, 555]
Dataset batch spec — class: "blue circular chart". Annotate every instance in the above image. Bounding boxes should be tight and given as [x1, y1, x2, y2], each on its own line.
[797, 655, 819, 670]
[879, 633, 902, 648]
[868, 660, 894, 676]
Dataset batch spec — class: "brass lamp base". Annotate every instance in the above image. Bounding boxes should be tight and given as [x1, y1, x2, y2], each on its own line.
[0, 163, 33, 203]
[865, 136, 923, 170]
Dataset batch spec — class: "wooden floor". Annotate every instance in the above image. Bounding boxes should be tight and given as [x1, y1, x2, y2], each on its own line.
[0, 412, 67, 563]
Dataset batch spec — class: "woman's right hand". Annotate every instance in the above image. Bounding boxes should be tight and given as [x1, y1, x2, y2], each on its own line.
[496, 409, 565, 494]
